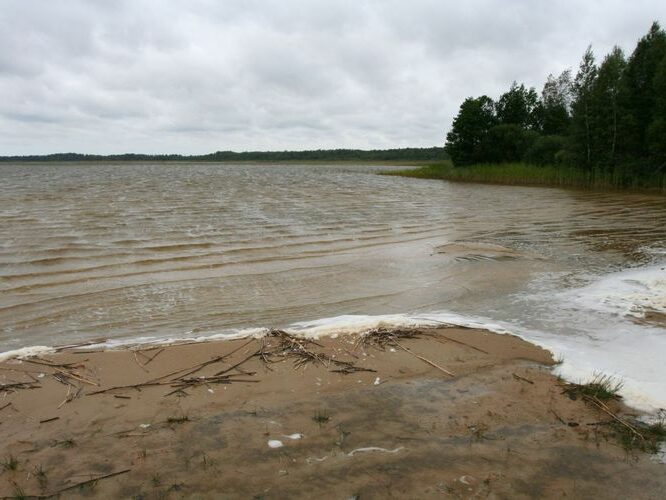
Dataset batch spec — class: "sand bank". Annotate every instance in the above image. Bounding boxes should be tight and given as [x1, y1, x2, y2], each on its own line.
[0, 327, 664, 499]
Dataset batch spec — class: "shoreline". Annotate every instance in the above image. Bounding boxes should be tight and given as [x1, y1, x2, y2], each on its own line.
[386, 161, 666, 194]
[1, 327, 664, 498]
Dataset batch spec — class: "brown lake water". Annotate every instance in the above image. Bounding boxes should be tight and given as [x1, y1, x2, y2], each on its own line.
[1, 162, 665, 409]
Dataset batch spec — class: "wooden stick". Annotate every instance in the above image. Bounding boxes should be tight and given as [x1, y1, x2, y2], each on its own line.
[132, 351, 150, 373]
[23, 358, 83, 369]
[54, 338, 106, 352]
[393, 341, 455, 377]
[583, 395, 644, 440]
[429, 333, 489, 354]
[54, 368, 99, 387]
[143, 347, 164, 366]
[513, 373, 534, 384]
[40, 416, 60, 424]
[49, 468, 131, 495]
[549, 409, 566, 425]
[151, 338, 256, 382]
[214, 350, 261, 376]
[88, 381, 167, 395]
[0, 402, 12, 412]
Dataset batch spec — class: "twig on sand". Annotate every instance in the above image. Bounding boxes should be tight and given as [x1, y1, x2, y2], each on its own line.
[48, 468, 131, 496]
[155, 338, 256, 382]
[256, 330, 375, 375]
[142, 348, 165, 366]
[40, 416, 59, 424]
[583, 395, 644, 441]
[54, 338, 106, 352]
[428, 333, 489, 354]
[0, 381, 40, 393]
[0, 402, 12, 412]
[54, 368, 99, 387]
[549, 409, 567, 425]
[513, 373, 534, 384]
[393, 341, 455, 377]
[22, 358, 84, 369]
[132, 351, 150, 373]
[58, 384, 83, 408]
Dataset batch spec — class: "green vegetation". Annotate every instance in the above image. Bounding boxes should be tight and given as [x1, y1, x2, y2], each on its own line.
[388, 161, 666, 191]
[436, 21, 666, 192]
[610, 413, 666, 454]
[1, 455, 19, 472]
[563, 374, 624, 402]
[0, 147, 447, 164]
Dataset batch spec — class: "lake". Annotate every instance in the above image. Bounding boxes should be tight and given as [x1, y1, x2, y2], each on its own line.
[1, 162, 665, 409]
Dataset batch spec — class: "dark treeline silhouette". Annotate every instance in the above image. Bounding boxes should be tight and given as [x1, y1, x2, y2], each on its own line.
[445, 22, 666, 187]
[0, 147, 446, 163]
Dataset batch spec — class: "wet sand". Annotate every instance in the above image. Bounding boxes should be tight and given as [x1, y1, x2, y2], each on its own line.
[1, 328, 664, 499]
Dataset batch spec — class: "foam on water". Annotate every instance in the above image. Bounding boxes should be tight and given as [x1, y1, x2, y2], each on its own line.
[0, 346, 55, 363]
[565, 264, 666, 321]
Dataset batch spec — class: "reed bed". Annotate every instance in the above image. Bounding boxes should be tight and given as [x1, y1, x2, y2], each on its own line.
[386, 161, 666, 192]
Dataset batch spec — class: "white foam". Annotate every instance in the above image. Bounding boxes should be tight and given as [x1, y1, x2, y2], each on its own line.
[283, 312, 510, 339]
[565, 264, 666, 321]
[0, 346, 55, 363]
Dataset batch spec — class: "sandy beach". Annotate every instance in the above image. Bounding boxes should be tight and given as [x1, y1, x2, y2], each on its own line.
[1, 327, 664, 499]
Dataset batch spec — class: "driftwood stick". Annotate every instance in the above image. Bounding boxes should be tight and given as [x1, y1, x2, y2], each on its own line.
[512, 373, 534, 384]
[23, 358, 83, 369]
[49, 468, 131, 495]
[54, 368, 99, 387]
[143, 348, 165, 366]
[0, 382, 40, 391]
[583, 395, 644, 440]
[393, 341, 455, 377]
[88, 381, 168, 395]
[214, 350, 261, 376]
[150, 338, 256, 383]
[0, 402, 12, 412]
[428, 333, 489, 354]
[54, 338, 106, 352]
[132, 351, 150, 373]
[549, 409, 567, 425]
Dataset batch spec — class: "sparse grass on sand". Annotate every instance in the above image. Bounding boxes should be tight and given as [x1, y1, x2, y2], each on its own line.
[562, 374, 666, 453]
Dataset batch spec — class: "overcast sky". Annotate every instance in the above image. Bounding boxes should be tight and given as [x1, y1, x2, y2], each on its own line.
[1, 1, 664, 155]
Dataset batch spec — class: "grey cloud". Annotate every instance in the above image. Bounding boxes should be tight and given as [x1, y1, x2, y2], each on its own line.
[1, 0, 665, 155]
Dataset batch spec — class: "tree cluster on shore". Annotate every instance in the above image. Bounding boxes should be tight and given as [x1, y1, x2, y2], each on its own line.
[445, 22, 666, 185]
[0, 147, 446, 163]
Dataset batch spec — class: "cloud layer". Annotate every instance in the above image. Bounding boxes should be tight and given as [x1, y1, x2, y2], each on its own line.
[1, 0, 664, 154]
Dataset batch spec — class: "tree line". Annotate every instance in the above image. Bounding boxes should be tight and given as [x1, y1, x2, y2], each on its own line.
[445, 22, 666, 184]
[0, 147, 447, 163]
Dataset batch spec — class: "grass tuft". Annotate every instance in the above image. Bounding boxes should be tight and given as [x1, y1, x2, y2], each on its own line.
[166, 415, 190, 424]
[1, 455, 19, 472]
[312, 410, 330, 426]
[34, 465, 48, 490]
[563, 373, 623, 402]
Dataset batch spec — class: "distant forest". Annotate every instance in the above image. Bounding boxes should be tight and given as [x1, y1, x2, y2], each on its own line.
[0, 147, 446, 163]
[445, 22, 666, 184]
